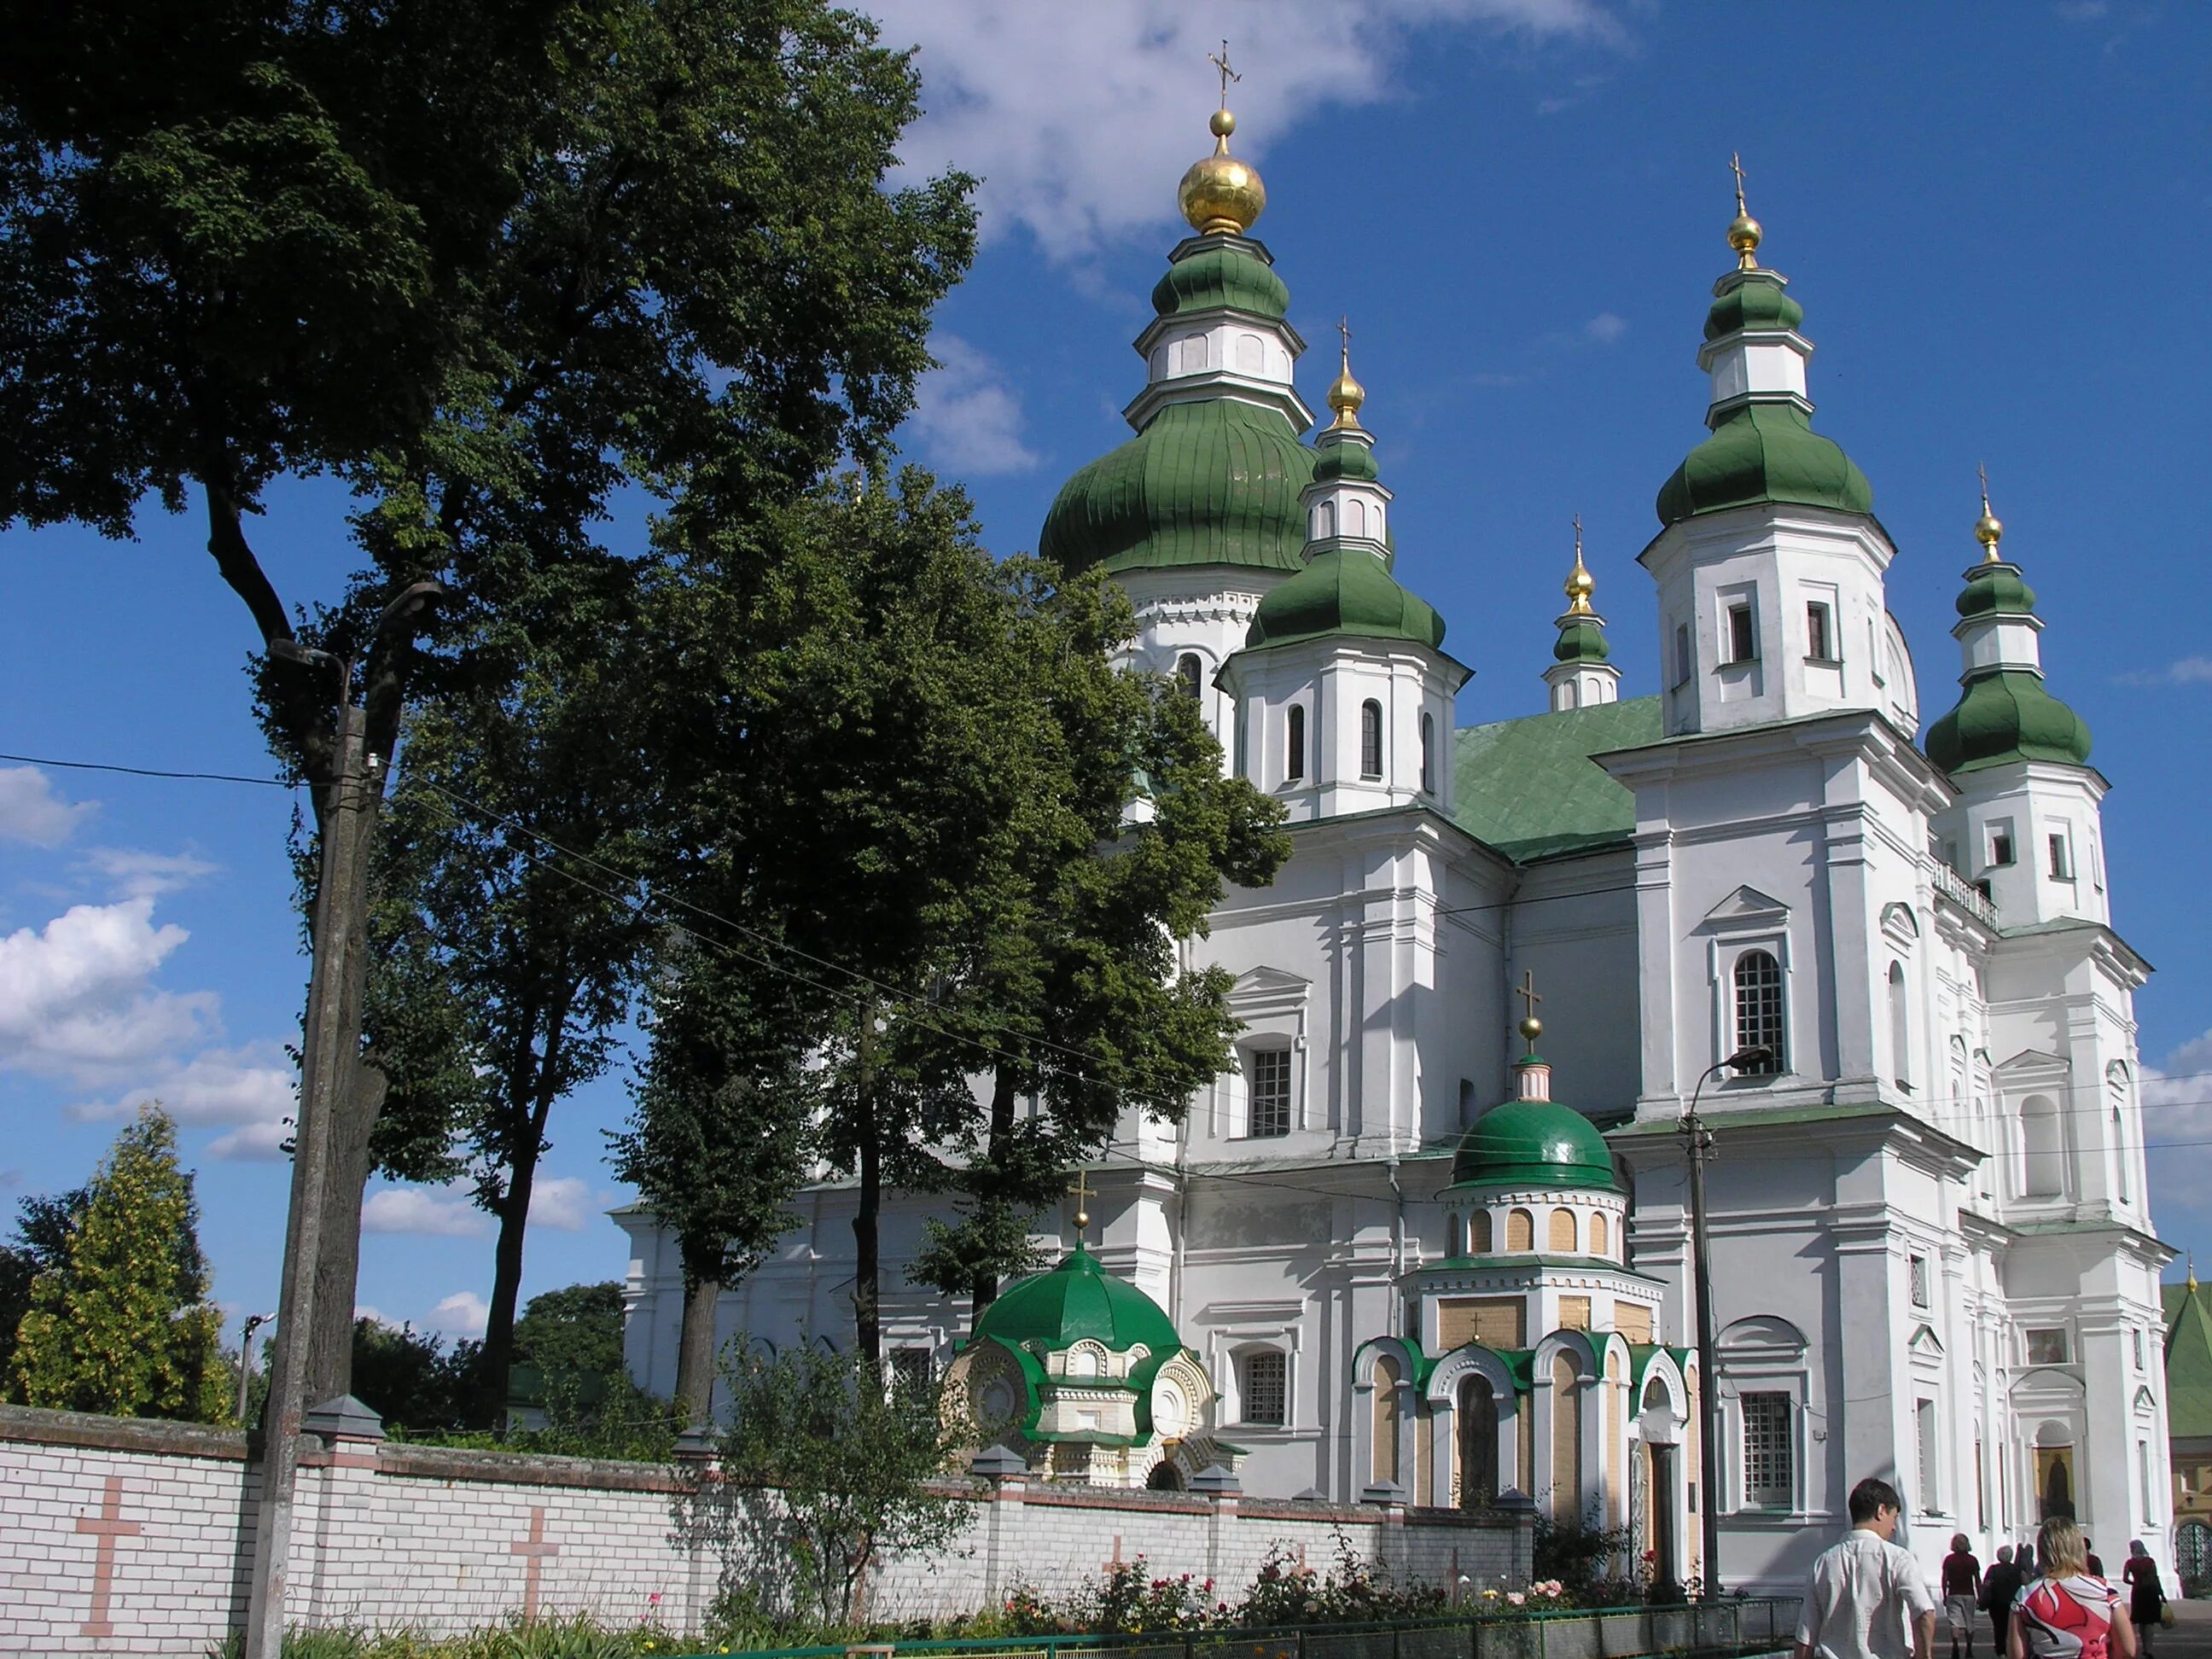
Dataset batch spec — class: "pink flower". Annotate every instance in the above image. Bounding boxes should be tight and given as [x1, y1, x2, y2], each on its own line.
[1507, 1592, 1527, 1606]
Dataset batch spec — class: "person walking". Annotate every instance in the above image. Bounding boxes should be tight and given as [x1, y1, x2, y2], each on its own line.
[2008, 1516, 2134, 1659]
[1946, 1534, 1986, 1659]
[2087, 1540, 2106, 1579]
[1794, 1477, 1938, 1659]
[2121, 1542, 2165, 1659]
[1983, 1547, 2024, 1659]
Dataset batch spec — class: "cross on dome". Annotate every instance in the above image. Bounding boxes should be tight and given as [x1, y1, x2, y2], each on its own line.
[1565, 514, 1596, 614]
[1515, 969, 1544, 1050]
[1727, 151, 1763, 270]
[1178, 49, 1266, 234]
[1327, 315, 1366, 428]
[1975, 463, 2005, 561]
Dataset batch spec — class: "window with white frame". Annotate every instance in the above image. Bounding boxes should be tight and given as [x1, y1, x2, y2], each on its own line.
[1909, 1254, 1930, 1307]
[1359, 699, 1383, 779]
[1916, 1398, 1939, 1512]
[1988, 819, 2017, 868]
[1732, 950, 1785, 1072]
[1285, 704, 1307, 783]
[1176, 654, 1203, 701]
[1726, 602, 1758, 664]
[2048, 830, 2075, 882]
[1741, 1392, 1793, 1509]
[1247, 1046, 1291, 1138]
[1239, 1349, 1288, 1427]
[1806, 601, 1837, 662]
[1419, 713, 1435, 794]
[2025, 1327, 2070, 1365]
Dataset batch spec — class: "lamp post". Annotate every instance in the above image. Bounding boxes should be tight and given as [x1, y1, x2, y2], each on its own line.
[1683, 1044, 1770, 1599]
[235, 1311, 274, 1428]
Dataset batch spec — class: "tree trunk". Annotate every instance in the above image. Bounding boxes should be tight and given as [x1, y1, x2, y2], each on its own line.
[673, 1260, 722, 1426]
[852, 1004, 880, 1368]
[967, 1065, 1022, 1316]
[476, 1023, 563, 1428]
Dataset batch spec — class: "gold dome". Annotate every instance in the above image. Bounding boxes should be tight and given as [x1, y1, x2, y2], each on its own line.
[1326, 319, 1365, 428]
[1975, 466, 2004, 562]
[1564, 514, 1596, 614]
[1179, 105, 1266, 236]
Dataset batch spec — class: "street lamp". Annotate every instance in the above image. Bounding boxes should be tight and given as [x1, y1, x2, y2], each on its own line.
[1683, 1044, 1771, 1599]
[236, 1312, 274, 1428]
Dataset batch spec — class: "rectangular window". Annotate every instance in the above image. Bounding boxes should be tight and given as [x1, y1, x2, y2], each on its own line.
[1988, 822, 2017, 868]
[1674, 623, 1694, 689]
[1909, 1254, 1930, 1307]
[2135, 1328, 2146, 1370]
[1806, 602, 1835, 662]
[1726, 603, 1757, 664]
[1917, 1399, 1939, 1512]
[2048, 833, 2074, 881]
[1248, 1047, 1291, 1138]
[2026, 1328, 2070, 1365]
[1240, 1350, 1288, 1427]
[890, 1347, 933, 1394]
[1741, 1392, 1793, 1509]
[2142, 1440, 2156, 1512]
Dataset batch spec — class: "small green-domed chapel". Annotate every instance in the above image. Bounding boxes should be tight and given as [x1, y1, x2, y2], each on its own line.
[620, 98, 2162, 1600]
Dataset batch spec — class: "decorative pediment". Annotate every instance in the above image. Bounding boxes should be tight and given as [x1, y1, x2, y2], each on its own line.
[1993, 1048, 2071, 1081]
[1881, 902, 1921, 949]
[1700, 885, 1791, 929]
[1908, 1324, 1944, 1358]
[1717, 1314, 1807, 1355]
[1228, 965, 1312, 1022]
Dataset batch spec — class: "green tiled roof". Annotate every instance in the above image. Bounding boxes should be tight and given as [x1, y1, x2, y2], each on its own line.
[2165, 1280, 2212, 1438]
[1925, 667, 2093, 775]
[1447, 1089, 1621, 1193]
[1452, 696, 1662, 863]
[973, 1245, 1183, 1357]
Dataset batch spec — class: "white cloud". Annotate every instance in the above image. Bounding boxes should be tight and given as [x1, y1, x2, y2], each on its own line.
[870, 0, 1625, 257]
[363, 1185, 491, 1238]
[1582, 311, 1629, 345]
[78, 847, 219, 900]
[431, 1290, 491, 1336]
[355, 1304, 387, 1326]
[71, 1042, 296, 1128]
[0, 898, 212, 1079]
[2117, 655, 2212, 688]
[0, 766, 94, 847]
[207, 1117, 294, 1162]
[2144, 1028, 2212, 1218]
[909, 335, 1041, 475]
[527, 1176, 594, 1232]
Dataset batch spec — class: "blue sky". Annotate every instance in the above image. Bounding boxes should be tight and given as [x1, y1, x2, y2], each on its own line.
[3, 1, 2209, 1346]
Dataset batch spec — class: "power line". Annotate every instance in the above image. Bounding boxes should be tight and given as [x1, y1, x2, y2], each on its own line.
[0, 749, 294, 789]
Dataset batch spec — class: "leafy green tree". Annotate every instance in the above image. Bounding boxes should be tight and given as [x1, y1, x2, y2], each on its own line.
[0, 1185, 88, 1394]
[511, 1280, 627, 1382]
[12, 1106, 228, 1421]
[611, 937, 820, 1423]
[719, 1343, 975, 1626]
[348, 1316, 482, 1434]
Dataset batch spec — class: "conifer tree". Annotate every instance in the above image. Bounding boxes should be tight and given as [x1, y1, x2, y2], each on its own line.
[12, 1106, 228, 1422]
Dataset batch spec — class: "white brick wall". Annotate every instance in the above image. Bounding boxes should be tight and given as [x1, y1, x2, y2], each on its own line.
[0, 1406, 1530, 1654]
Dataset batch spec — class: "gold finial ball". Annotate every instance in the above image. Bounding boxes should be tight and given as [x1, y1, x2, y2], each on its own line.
[1974, 506, 2004, 554]
[1728, 211, 1762, 264]
[1209, 107, 1236, 139]
[1179, 152, 1266, 236]
[1518, 1015, 1543, 1044]
[1074, 1208, 1090, 1231]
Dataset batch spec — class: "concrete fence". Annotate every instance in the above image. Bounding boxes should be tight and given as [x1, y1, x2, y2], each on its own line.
[0, 1402, 1534, 1655]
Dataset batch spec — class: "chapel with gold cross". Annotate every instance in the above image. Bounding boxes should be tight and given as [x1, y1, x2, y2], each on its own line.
[618, 76, 2170, 1596]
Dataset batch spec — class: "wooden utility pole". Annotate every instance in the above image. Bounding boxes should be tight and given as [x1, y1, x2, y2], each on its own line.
[852, 1000, 882, 1368]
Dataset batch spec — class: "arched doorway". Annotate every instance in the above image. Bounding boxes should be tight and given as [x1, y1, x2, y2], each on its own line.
[2179, 1521, 2211, 1586]
[1459, 1375, 1498, 1509]
[1147, 1460, 1185, 1491]
[2034, 1423, 2077, 1521]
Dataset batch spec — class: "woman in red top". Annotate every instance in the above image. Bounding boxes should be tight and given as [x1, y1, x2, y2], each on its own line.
[1945, 1534, 1985, 1658]
[2122, 1541, 2165, 1659]
[2009, 1516, 2137, 1659]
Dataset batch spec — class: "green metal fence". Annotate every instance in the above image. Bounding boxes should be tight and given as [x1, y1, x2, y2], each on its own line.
[688, 1595, 1802, 1659]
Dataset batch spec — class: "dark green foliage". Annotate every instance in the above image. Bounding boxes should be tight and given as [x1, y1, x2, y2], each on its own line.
[349, 1318, 480, 1435]
[510, 1281, 626, 1381]
[1532, 1511, 1637, 1603]
[0, 1185, 88, 1392]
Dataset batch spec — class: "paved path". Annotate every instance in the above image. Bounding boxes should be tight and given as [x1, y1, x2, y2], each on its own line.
[1937, 1592, 2212, 1659]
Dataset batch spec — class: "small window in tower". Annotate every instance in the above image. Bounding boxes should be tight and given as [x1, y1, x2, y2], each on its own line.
[1360, 700, 1383, 779]
[1806, 602, 1836, 663]
[1988, 822, 2016, 868]
[1909, 1254, 1930, 1307]
[2048, 832, 2074, 881]
[1726, 603, 1757, 664]
[1674, 622, 1694, 690]
[1247, 1047, 1291, 1138]
[1732, 951, 1785, 1073]
[1313, 500, 1336, 540]
[1286, 704, 1306, 783]
[1419, 713, 1435, 794]
[1176, 654, 1203, 701]
[2133, 1328, 2146, 1370]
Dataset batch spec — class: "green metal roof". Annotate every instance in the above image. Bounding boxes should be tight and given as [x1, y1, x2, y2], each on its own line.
[1451, 696, 1662, 863]
[970, 1246, 1184, 1358]
[1447, 1086, 1621, 1194]
[1150, 243, 1290, 322]
[1957, 561, 2038, 619]
[1246, 548, 1447, 651]
[2165, 1280, 2212, 1439]
[1704, 271, 1804, 341]
[1553, 617, 1610, 663]
[1656, 403, 1873, 527]
[1925, 667, 2093, 774]
[1039, 398, 1314, 576]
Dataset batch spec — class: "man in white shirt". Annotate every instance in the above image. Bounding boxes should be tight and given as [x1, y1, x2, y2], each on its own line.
[1794, 1477, 1938, 1659]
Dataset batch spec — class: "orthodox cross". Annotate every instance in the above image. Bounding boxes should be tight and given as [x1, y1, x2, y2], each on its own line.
[1208, 40, 1241, 106]
[1572, 512, 1583, 559]
[1338, 315, 1352, 357]
[1515, 969, 1542, 1027]
[1068, 1167, 1091, 1245]
[1978, 461, 1992, 513]
[1730, 151, 1749, 214]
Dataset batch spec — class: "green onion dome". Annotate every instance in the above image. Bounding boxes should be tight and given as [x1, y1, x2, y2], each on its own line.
[1246, 548, 1446, 650]
[1554, 618, 1610, 663]
[1704, 271, 1804, 341]
[1313, 439, 1379, 484]
[970, 1246, 1184, 1358]
[1656, 404, 1873, 527]
[1956, 563, 2037, 619]
[1151, 244, 1290, 322]
[1447, 1090, 1620, 1194]
[1040, 399, 1316, 576]
[1925, 669, 2092, 774]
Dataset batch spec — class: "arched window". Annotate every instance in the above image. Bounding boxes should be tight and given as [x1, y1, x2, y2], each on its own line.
[1345, 498, 1366, 539]
[1590, 1212, 1610, 1258]
[1470, 1210, 1493, 1254]
[1549, 1207, 1578, 1254]
[1176, 333, 1208, 373]
[1236, 333, 1264, 375]
[1419, 713, 1435, 794]
[1888, 963, 1912, 1091]
[1551, 1353, 1583, 1506]
[1732, 951, 1785, 1073]
[2021, 1094, 2064, 1197]
[1359, 700, 1383, 778]
[1506, 1208, 1534, 1251]
[2110, 1064, 2132, 1205]
[1458, 1375, 1499, 1509]
[1372, 1353, 1401, 1486]
[1285, 704, 1306, 783]
[1176, 654, 1203, 701]
[1313, 499, 1336, 539]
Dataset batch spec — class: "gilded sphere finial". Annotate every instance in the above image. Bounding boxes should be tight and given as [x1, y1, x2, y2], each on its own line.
[1518, 1015, 1544, 1045]
[1326, 316, 1365, 428]
[1975, 464, 2004, 562]
[1209, 107, 1236, 140]
[1727, 151, 1761, 270]
[1179, 122, 1266, 236]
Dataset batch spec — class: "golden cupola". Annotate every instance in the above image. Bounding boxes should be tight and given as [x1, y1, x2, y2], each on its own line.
[1178, 105, 1266, 236]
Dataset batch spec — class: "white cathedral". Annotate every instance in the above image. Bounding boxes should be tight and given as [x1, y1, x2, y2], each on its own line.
[617, 104, 2173, 1594]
